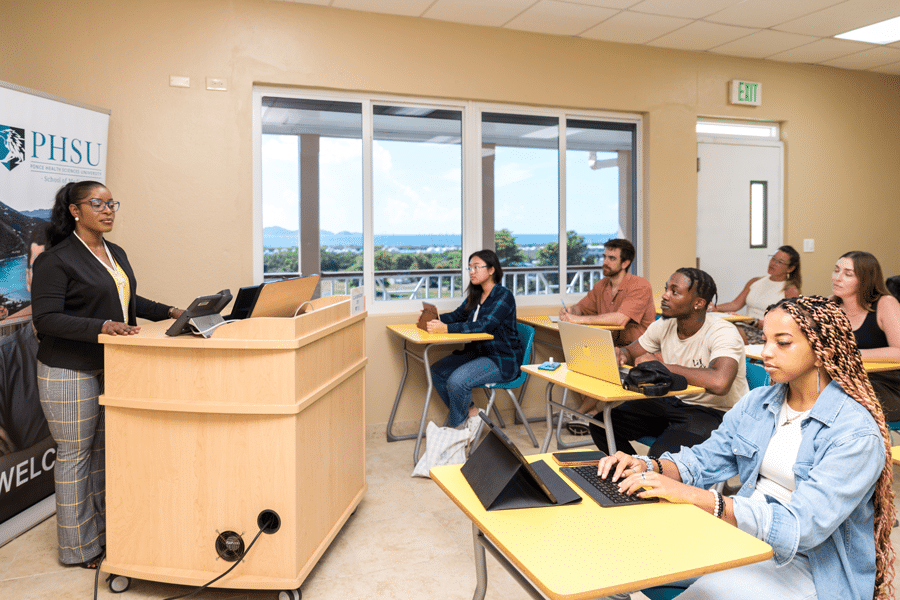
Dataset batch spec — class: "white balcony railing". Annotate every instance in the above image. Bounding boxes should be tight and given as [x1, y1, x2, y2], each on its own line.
[265, 265, 604, 300]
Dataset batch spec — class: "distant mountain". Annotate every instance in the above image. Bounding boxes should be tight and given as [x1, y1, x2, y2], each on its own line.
[0, 201, 47, 259]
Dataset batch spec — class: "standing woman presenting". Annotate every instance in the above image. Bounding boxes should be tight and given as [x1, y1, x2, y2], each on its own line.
[425, 249, 522, 432]
[31, 181, 183, 568]
[832, 251, 900, 422]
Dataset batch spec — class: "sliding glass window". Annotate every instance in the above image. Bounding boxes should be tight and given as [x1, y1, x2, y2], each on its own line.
[255, 89, 640, 312]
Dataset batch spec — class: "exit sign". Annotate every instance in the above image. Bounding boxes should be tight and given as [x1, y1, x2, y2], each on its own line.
[730, 80, 762, 106]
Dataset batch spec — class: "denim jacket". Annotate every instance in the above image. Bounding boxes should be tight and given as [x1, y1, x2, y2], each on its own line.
[663, 381, 884, 600]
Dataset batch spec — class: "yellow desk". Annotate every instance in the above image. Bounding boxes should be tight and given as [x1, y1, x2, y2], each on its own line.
[892, 446, 900, 466]
[518, 314, 625, 333]
[386, 324, 493, 464]
[656, 308, 754, 324]
[746, 345, 900, 373]
[431, 455, 772, 600]
[522, 364, 704, 454]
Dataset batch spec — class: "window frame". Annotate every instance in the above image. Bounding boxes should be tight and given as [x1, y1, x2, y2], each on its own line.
[253, 86, 643, 315]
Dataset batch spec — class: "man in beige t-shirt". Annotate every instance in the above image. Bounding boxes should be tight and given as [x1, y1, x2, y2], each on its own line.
[589, 267, 748, 456]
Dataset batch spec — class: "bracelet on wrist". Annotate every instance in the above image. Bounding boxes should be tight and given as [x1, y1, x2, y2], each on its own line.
[650, 456, 663, 474]
[633, 455, 653, 473]
[710, 489, 724, 519]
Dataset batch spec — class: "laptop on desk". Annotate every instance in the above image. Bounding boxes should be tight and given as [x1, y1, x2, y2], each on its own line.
[558, 321, 628, 385]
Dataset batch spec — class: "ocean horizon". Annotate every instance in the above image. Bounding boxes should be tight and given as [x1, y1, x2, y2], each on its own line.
[264, 227, 616, 249]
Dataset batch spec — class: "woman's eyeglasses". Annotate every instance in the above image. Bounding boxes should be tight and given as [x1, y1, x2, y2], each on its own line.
[78, 199, 121, 212]
[467, 265, 488, 272]
[768, 255, 789, 266]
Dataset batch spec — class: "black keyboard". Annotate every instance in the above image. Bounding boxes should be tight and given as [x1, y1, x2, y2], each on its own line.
[561, 465, 659, 507]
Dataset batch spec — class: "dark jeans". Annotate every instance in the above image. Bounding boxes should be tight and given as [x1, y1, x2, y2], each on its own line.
[589, 396, 725, 457]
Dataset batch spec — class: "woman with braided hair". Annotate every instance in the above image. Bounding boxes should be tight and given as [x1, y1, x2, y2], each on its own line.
[596, 295, 894, 600]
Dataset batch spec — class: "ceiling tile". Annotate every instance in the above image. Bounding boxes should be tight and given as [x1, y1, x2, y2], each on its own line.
[646, 20, 755, 51]
[773, 0, 900, 37]
[871, 60, 900, 74]
[557, 0, 641, 8]
[703, 0, 846, 29]
[579, 10, 692, 44]
[628, 0, 744, 20]
[822, 46, 900, 69]
[276, 0, 331, 5]
[504, 1, 619, 35]
[767, 37, 875, 63]
[423, 0, 537, 28]
[331, 0, 435, 16]
[709, 29, 818, 59]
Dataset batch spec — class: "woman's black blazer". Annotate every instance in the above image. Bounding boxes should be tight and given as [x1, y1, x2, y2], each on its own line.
[31, 235, 170, 371]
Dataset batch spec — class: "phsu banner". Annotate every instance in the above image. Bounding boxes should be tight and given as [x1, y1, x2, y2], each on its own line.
[0, 80, 110, 546]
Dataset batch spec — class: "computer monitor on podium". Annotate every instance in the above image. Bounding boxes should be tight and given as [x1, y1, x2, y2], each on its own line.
[250, 274, 320, 318]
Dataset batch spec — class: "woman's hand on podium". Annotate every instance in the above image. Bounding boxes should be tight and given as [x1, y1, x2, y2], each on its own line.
[101, 320, 141, 336]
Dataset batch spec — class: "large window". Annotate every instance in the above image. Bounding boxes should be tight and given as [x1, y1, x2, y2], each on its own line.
[255, 89, 640, 312]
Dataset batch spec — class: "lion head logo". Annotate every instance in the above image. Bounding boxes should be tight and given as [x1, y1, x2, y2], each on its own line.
[0, 126, 26, 171]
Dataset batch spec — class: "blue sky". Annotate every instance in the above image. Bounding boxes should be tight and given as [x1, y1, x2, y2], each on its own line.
[261, 135, 621, 237]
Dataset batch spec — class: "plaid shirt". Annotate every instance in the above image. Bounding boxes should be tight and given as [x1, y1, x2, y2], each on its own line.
[440, 285, 523, 382]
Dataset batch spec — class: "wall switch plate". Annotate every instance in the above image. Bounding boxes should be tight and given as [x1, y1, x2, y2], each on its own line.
[803, 238, 815, 252]
[206, 77, 228, 91]
[169, 75, 190, 88]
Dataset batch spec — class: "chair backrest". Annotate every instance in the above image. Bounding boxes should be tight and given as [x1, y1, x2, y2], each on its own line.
[745, 358, 770, 390]
[517, 322, 535, 369]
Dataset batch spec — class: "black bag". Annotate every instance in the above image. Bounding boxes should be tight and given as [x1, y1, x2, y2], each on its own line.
[622, 360, 688, 397]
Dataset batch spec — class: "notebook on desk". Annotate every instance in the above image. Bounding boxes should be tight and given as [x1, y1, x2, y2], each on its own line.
[558, 321, 628, 385]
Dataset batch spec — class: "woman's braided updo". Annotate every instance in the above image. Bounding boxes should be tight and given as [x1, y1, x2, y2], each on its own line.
[770, 295, 895, 599]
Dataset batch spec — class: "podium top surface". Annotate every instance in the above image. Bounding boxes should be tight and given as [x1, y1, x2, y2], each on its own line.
[101, 296, 363, 350]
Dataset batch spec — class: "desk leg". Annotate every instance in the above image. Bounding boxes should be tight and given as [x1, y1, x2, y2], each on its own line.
[601, 402, 617, 455]
[540, 381, 556, 453]
[413, 344, 437, 465]
[386, 340, 414, 442]
[472, 523, 488, 600]
[553, 389, 594, 452]
[472, 523, 549, 600]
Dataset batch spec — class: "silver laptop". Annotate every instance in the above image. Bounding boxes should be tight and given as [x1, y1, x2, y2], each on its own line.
[558, 321, 625, 385]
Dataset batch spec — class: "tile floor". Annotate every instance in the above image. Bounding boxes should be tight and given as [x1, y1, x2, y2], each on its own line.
[2, 419, 900, 600]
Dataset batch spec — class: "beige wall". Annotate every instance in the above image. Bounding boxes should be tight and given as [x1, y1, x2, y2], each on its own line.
[4, 0, 899, 431]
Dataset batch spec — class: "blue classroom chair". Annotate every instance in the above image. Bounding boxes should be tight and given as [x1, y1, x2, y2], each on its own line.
[472, 323, 538, 447]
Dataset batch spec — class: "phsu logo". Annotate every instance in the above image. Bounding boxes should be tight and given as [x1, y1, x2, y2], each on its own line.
[0, 125, 26, 171]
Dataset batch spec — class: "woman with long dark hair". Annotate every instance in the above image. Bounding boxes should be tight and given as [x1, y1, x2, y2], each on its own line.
[831, 250, 900, 422]
[709, 245, 801, 344]
[424, 249, 523, 431]
[31, 181, 183, 568]
[597, 296, 895, 600]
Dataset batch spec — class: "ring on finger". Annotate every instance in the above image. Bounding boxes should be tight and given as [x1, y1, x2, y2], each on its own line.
[641, 472, 646, 480]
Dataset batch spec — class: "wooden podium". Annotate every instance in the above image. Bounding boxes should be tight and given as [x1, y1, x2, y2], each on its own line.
[99, 296, 367, 593]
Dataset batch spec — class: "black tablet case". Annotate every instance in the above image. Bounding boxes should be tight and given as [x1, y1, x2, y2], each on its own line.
[461, 429, 581, 511]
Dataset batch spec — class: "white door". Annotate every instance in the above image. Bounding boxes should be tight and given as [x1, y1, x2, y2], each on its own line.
[696, 139, 783, 305]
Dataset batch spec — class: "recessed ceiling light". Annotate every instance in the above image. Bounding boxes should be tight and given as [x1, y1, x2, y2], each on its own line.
[835, 16, 900, 44]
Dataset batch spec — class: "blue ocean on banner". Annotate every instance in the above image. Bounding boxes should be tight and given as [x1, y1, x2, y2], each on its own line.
[0, 255, 28, 302]
[263, 227, 615, 249]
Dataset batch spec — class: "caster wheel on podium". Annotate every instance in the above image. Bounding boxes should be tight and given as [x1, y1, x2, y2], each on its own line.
[278, 589, 301, 600]
[106, 574, 131, 593]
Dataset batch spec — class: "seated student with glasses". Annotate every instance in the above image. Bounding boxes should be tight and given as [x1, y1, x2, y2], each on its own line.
[596, 296, 895, 600]
[709, 245, 801, 344]
[588, 268, 748, 457]
[422, 249, 523, 436]
[31, 181, 184, 570]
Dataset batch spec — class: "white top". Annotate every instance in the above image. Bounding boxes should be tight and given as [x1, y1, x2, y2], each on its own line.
[637, 315, 749, 410]
[746, 275, 786, 320]
[752, 400, 809, 505]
